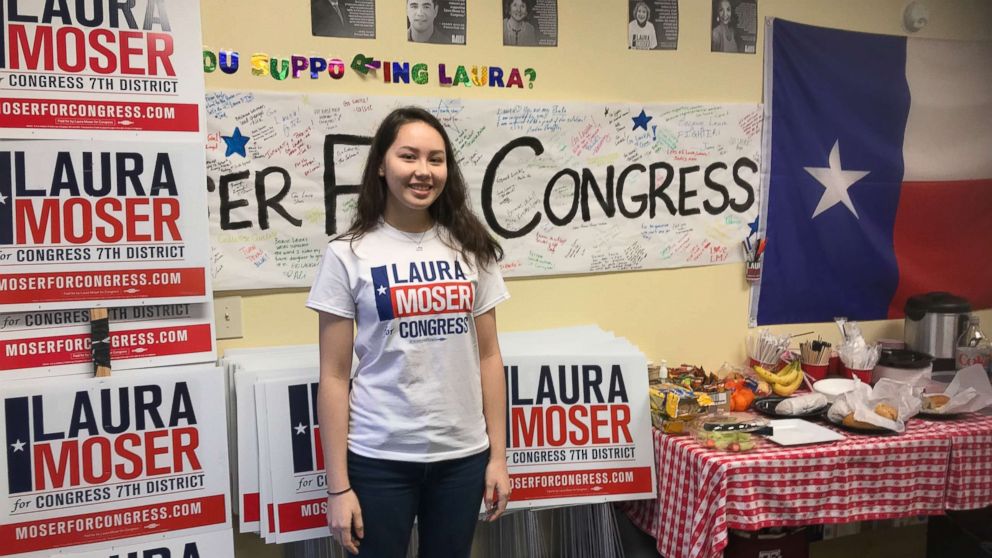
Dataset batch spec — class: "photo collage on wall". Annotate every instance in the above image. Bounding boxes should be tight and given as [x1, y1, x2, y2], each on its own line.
[307, 1, 759, 52]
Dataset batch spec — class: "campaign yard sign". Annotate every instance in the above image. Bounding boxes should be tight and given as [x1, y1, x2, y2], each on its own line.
[55, 528, 234, 558]
[256, 373, 326, 544]
[0, 366, 230, 556]
[0, 141, 210, 311]
[0, 0, 205, 139]
[501, 328, 656, 508]
[0, 303, 215, 379]
[231, 356, 319, 535]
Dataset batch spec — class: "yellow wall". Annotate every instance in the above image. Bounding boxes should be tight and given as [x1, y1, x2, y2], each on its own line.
[203, 0, 992, 371]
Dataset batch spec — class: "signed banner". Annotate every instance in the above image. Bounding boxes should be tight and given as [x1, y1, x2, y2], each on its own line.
[205, 91, 761, 289]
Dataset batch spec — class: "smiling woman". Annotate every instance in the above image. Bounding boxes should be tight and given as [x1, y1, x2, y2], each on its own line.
[307, 107, 511, 558]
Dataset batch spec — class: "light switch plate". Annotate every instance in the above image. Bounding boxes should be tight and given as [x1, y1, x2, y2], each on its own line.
[214, 296, 243, 339]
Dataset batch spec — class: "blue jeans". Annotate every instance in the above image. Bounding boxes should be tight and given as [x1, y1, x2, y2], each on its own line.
[346, 448, 489, 558]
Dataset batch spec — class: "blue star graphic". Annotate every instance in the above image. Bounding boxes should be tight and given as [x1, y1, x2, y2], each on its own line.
[747, 216, 759, 238]
[222, 127, 250, 157]
[631, 109, 653, 131]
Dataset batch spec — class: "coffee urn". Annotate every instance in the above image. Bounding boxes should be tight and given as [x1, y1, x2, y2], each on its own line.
[904, 292, 971, 371]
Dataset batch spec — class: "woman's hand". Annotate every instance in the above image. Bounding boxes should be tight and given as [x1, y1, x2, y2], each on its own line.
[327, 490, 363, 554]
[483, 459, 511, 521]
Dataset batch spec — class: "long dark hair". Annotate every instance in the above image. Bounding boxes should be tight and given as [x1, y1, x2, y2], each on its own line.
[342, 106, 503, 268]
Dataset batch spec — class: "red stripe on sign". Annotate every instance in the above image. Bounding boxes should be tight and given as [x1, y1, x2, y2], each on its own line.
[0, 98, 199, 132]
[268, 503, 275, 534]
[0, 268, 206, 304]
[888, 178, 992, 318]
[510, 467, 653, 501]
[0, 323, 213, 371]
[243, 492, 260, 523]
[0, 494, 226, 555]
[278, 498, 327, 533]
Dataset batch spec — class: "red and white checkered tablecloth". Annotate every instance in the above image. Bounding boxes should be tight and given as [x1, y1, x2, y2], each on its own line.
[622, 413, 992, 558]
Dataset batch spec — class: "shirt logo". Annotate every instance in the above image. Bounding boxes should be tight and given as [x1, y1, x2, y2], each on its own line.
[370, 260, 474, 322]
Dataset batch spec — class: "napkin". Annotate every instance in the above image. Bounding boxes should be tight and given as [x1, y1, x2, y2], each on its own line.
[827, 378, 921, 433]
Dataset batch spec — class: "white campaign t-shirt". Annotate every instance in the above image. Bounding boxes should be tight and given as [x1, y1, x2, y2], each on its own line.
[628, 20, 657, 50]
[306, 222, 510, 462]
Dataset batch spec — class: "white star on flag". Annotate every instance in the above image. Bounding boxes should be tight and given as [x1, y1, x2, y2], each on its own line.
[11, 439, 25, 452]
[804, 140, 870, 219]
[0, 192, 7, 205]
[377, 285, 387, 295]
[294, 422, 308, 435]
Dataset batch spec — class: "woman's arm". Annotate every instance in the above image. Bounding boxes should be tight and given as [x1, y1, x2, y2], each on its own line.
[476, 307, 511, 521]
[316, 311, 363, 553]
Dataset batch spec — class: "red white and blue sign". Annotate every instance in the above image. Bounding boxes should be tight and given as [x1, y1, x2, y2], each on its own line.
[0, 141, 211, 311]
[0, 366, 230, 556]
[371, 261, 474, 322]
[0, 0, 205, 139]
[753, 20, 992, 325]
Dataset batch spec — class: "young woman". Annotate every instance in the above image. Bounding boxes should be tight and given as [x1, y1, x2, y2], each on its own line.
[307, 107, 511, 558]
[711, 0, 738, 53]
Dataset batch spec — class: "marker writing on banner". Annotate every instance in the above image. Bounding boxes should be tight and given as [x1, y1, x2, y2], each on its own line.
[481, 137, 757, 239]
[207, 134, 756, 240]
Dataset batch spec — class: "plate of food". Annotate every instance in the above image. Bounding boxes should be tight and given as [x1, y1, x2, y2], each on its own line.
[689, 412, 770, 452]
[918, 393, 963, 418]
[827, 402, 901, 434]
[753, 394, 829, 419]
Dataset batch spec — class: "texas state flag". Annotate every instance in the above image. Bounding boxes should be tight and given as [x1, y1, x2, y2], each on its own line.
[753, 19, 992, 325]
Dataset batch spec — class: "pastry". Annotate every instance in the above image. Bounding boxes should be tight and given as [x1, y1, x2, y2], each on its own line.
[842, 413, 883, 430]
[841, 403, 897, 429]
[923, 394, 950, 410]
[874, 403, 898, 420]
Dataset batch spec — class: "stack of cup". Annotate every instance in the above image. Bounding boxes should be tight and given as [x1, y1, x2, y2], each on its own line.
[800, 339, 832, 381]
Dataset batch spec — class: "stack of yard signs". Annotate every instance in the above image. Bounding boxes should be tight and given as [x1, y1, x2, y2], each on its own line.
[232, 325, 655, 544]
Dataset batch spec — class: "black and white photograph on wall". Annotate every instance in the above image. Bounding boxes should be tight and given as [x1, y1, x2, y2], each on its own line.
[407, 0, 466, 44]
[628, 0, 679, 50]
[311, 0, 376, 38]
[710, 0, 757, 53]
[502, 0, 558, 47]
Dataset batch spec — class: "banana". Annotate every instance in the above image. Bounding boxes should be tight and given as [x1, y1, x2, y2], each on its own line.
[773, 368, 805, 396]
[754, 361, 801, 385]
[753, 365, 783, 385]
[773, 367, 799, 386]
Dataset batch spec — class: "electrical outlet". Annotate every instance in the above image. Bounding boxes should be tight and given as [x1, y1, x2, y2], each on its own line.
[214, 296, 243, 339]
